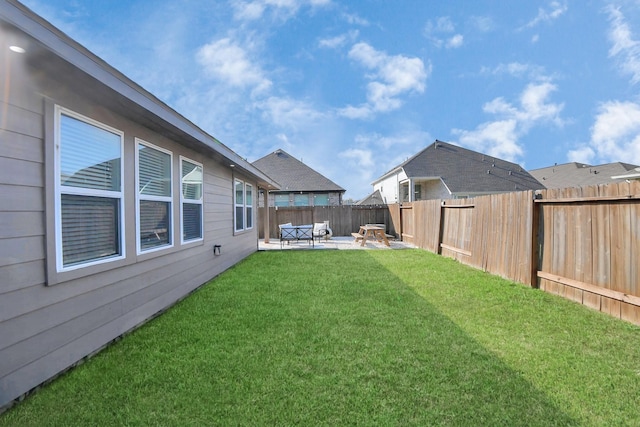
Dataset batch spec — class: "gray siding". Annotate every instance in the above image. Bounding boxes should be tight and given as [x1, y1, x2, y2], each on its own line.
[0, 35, 258, 408]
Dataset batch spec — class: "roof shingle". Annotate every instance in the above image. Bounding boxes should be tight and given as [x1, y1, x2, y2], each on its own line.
[377, 140, 544, 193]
[252, 149, 345, 193]
[529, 162, 639, 189]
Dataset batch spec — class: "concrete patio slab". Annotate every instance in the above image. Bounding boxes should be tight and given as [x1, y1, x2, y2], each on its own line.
[258, 236, 416, 251]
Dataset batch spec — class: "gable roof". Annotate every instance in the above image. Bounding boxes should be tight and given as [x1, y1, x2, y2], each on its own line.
[529, 162, 640, 189]
[375, 140, 544, 193]
[252, 149, 345, 193]
[355, 189, 384, 205]
[1, 0, 278, 191]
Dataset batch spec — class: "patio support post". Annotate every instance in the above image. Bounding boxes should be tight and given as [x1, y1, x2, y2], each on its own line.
[263, 189, 270, 243]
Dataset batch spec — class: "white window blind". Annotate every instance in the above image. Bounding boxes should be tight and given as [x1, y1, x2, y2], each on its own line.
[245, 184, 253, 229]
[57, 109, 124, 270]
[235, 179, 244, 232]
[137, 141, 172, 252]
[181, 158, 203, 242]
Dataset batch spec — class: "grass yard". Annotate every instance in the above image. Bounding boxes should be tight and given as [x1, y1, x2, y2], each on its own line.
[2, 249, 640, 426]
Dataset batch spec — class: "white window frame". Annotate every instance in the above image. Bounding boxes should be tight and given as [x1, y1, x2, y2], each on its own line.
[245, 183, 253, 230]
[54, 105, 125, 272]
[234, 178, 254, 232]
[180, 156, 204, 244]
[135, 138, 174, 254]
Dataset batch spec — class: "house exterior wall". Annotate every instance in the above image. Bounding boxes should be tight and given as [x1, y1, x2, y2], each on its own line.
[373, 170, 407, 204]
[420, 179, 451, 200]
[0, 32, 258, 408]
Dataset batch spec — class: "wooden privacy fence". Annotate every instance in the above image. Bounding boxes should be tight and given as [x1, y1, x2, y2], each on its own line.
[395, 181, 640, 325]
[258, 205, 396, 240]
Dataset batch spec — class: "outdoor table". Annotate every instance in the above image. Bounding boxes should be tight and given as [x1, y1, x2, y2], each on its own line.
[355, 225, 390, 247]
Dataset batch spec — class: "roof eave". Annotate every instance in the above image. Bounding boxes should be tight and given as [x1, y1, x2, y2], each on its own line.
[2, 0, 279, 190]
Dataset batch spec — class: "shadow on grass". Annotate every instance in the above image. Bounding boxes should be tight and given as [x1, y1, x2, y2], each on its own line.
[1, 250, 578, 426]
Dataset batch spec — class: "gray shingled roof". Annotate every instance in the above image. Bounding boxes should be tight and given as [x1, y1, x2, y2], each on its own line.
[252, 149, 345, 193]
[355, 190, 384, 205]
[377, 140, 544, 193]
[529, 162, 640, 189]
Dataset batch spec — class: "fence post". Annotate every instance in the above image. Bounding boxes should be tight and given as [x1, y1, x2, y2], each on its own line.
[530, 193, 541, 288]
[437, 200, 445, 254]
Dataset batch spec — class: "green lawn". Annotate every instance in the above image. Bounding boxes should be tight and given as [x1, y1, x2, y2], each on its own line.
[3, 249, 640, 426]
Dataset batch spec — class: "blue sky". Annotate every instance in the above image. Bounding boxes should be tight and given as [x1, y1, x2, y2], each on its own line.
[22, 0, 640, 199]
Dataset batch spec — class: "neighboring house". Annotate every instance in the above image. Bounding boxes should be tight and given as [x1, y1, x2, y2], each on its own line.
[252, 149, 346, 207]
[529, 162, 640, 188]
[611, 167, 640, 181]
[0, 0, 278, 409]
[355, 189, 385, 205]
[371, 140, 544, 203]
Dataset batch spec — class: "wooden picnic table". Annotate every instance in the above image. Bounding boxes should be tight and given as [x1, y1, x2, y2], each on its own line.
[352, 225, 390, 247]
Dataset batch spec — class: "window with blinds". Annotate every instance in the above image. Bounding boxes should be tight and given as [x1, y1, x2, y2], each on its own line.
[56, 108, 124, 270]
[234, 179, 244, 232]
[234, 179, 253, 232]
[245, 184, 253, 229]
[181, 157, 203, 242]
[137, 140, 172, 252]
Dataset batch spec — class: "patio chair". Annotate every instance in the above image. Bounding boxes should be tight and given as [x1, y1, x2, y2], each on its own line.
[313, 221, 332, 241]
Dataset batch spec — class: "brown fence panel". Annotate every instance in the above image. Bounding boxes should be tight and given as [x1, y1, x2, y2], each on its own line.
[537, 180, 640, 323]
[411, 199, 441, 252]
[388, 203, 401, 239]
[400, 204, 415, 244]
[440, 200, 474, 261]
[258, 205, 393, 238]
[405, 193, 534, 286]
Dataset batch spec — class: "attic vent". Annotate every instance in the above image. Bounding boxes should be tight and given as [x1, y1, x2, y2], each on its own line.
[487, 170, 491, 174]
[508, 170, 512, 175]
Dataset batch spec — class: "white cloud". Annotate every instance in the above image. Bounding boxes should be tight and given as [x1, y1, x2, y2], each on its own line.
[454, 120, 522, 161]
[342, 12, 369, 26]
[318, 30, 359, 49]
[424, 16, 464, 49]
[522, 1, 568, 29]
[338, 104, 374, 120]
[197, 37, 272, 94]
[570, 101, 640, 164]
[231, 0, 330, 21]
[428, 16, 455, 33]
[452, 82, 564, 161]
[567, 146, 595, 164]
[340, 148, 374, 168]
[568, 6, 640, 164]
[339, 42, 429, 119]
[446, 34, 464, 49]
[469, 15, 494, 33]
[256, 96, 326, 130]
[606, 5, 640, 84]
[483, 62, 552, 83]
